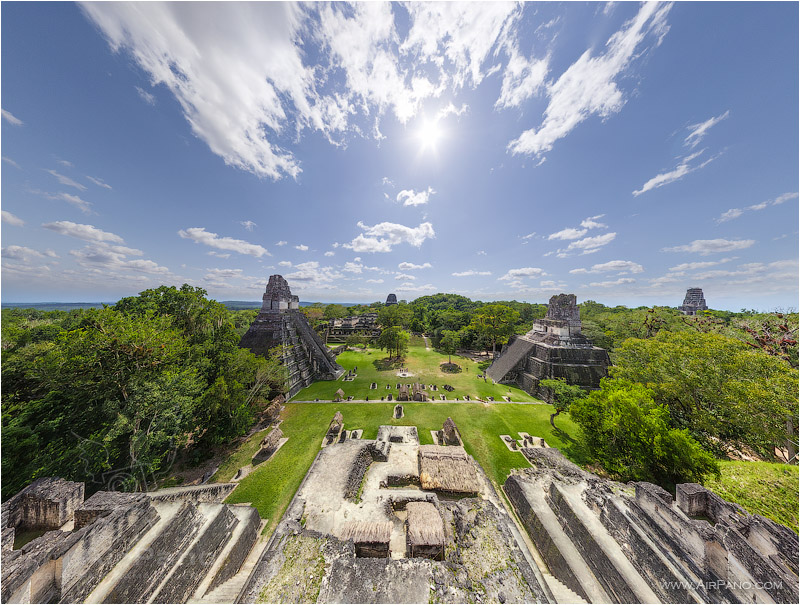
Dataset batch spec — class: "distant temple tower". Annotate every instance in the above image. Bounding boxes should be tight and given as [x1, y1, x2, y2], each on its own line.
[240, 275, 344, 397]
[385, 293, 398, 306]
[679, 288, 708, 315]
[486, 294, 610, 402]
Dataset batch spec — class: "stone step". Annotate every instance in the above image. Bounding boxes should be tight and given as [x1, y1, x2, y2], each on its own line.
[149, 503, 239, 603]
[544, 573, 588, 604]
[197, 506, 261, 598]
[188, 518, 268, 604]
[554, 482, 660, 603]
[84, 501, 184, 604]
[515, 479, 610, 603]
[100, 502, 205, 603]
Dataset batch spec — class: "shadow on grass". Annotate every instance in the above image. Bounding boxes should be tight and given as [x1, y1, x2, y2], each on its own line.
[440, 362, 462, 373]
[372, 357, 405, 371]
[552, 423, 592, 466]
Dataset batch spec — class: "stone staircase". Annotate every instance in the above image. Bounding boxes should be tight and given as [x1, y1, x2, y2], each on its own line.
[486, 335, 535, 383]
[80, 500, 261, 604]
[544, 574, 588, 604]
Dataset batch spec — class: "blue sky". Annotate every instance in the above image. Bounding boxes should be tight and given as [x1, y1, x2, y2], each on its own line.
[2, 1, 797, 310]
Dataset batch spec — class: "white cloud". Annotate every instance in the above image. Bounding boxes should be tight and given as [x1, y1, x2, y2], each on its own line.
[2, 246, 47, 261]
[57, 159, 73, 168]
[570, 260, 643, 274]
[667, 258, 736, 272]
[580, 214, 607, 229]
[663, 238, 755, 256]
[565, 232, 616, 254]
[343, 261, 364, 273]
[324, 250, 335, 257]
[70, 245, 170, 275]
[43, 220, 124, 243]
[86, 176, 112, 189]
[207, 251, 231, 259]
[477, 250, 487, 256]
[2, 156, 21, 169]
[30, 189, 93, 214]
[285, 261, 343, 286]
[240, 220, 257, 231]
[495, 42, 548, 109]
[589, 277, 636, 287]
[275, 240, 287, 246]
[295, 244, 309, 251]
[46, 170, 87, 191]
[397, 187, 435, 207]
[715, 191, 798, 223]
[499, 267, 545, 281]
[508, 2, 672, 158]
[382, 177, 394, 187]
[452, 269, 491, 277]
[684, 110, 729, 148]
[395, 273, 416, 281]
[135, 86, 156, 105]
[178, 227, 270, 257]
[398, 261, 432, 270]
[366, 278, 384, 284]
[278, 261, 293, 267]
[344, 221, 435, 253]
[548, 227, 587, 241]
[2, 109, 23, 125]
[632, 149, 716, 196]
[436, 102, 468, 120]
[204, 268, 243, 280]
[395, 282, 437, 293]
[2, 211, 25, 226]
[521, 232, 537, 240]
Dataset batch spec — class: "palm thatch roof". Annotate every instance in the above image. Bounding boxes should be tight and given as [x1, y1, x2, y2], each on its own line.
[406, 501, 445, 547]
[418, 445, 480, 493]
[340, 521, 392, 544]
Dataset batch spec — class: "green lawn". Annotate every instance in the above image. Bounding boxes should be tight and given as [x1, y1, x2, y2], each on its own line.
[292, 344, 539, 402]
[225, 400, 585, 537]
[209, 427, 271, 484]
[705, 460, 799, 533]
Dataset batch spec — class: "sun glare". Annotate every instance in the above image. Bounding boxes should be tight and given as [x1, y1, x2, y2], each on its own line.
[417, 119, 444, 152]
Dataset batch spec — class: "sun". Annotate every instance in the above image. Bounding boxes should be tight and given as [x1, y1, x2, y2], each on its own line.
[416, 118, 444, 152]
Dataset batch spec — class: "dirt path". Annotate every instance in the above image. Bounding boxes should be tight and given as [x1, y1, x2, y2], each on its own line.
[422, 335, 431, 350]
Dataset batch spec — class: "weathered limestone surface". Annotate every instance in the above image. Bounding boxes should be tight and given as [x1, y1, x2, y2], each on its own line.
[488, 293, 609, 402]
[239, 275, 344, 397]
[253, 427, 284, 462]
[1, 477, 84, 536]
[146, 483, 237, 504]
[505, 448, 799, 605]
[680, 287, 709, 315]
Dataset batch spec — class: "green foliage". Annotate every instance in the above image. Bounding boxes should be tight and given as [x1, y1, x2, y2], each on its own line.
[438, 330, 460, 363]
[377, 302, 413, 329]
[1, 285, 283, 499]
[612, 330, 798, 457]
[570, 379, 719, 487]
[323, 304, 348, 320]
[375, 326, 410, 359]
[539, 378, 585, 428]
[468, 304, 520, 355]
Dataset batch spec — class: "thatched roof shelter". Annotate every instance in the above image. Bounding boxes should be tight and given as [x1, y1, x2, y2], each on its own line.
[418, 445, 480, 494]
[341, 521, 392, 544]
[406, 502, 445, 548]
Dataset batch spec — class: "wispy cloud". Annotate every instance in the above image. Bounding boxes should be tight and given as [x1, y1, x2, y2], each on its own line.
[275, 240, 287, 246]
[548, 215, 607, 240]
[570, 260, 643, 274]
[452, 269, 491, 277]
[1, 211, 25, 227]
[395, 273, 416, 281]
[43, 220, 124, 243]
[46, 169, 87, 191]
[589, 277, 636, 287]
[178, 227, 270, 257]
[397, 187, 435, 207]
[2, 156, 21, 169]
[295, 244, 309, 251]
[508, 2, 672, 158]
[1, 109, 23, 125]
[715, 191, 798, 223]
[86, 176, 112, 189]
[324, 250, 335, 257]
[499, 267, 545, 281]
[135, 86, 156, 105]
[559, 232, 616, 257]
[685, 110, 729, 148]
[344, 221, 435, 253]
[663, 238, 755, 255]
[30, 189, 93, 214]
[632, 149, 717, 196]
[2, 246, 56, 261]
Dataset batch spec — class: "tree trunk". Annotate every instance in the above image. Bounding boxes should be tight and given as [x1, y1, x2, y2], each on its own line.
[549, 409, 560, 429]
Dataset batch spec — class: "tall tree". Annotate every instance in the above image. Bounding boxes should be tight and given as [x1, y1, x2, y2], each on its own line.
[539, 378, 585, 429]
[469, 304, 520, 357]
[439, 330, 460, 364]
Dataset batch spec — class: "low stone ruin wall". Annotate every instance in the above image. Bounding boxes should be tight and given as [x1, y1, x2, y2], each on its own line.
[147, 483, 237, 504]
[344, 446, 374, 502]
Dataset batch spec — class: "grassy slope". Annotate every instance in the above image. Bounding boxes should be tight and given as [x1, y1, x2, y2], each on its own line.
[292, 345, 538, 402]
[225, 400, 585, 537]
[705, 460, 799, 533]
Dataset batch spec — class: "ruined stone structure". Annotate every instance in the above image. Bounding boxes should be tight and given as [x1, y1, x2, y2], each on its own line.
[505, 448, 798, 604]
[239, 275, 344, 397]
[385, 293, 398, 306]
[253, 427, 283, 462]
[1, 479, 260, 604]
[487, 294, 610, 402]
[325, 312, 380, 344]
[680, 287, 709, 315]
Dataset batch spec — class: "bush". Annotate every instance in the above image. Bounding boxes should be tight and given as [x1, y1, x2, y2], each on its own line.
[570, 379, 719, 488]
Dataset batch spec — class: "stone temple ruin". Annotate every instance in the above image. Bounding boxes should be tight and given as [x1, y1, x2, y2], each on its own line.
[680, 287, 709, 315]
[487, 294, 610, 402]
[239, 275, 344, 397]
[325, 312, 380, 344]
[1, 478, 260, 604]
